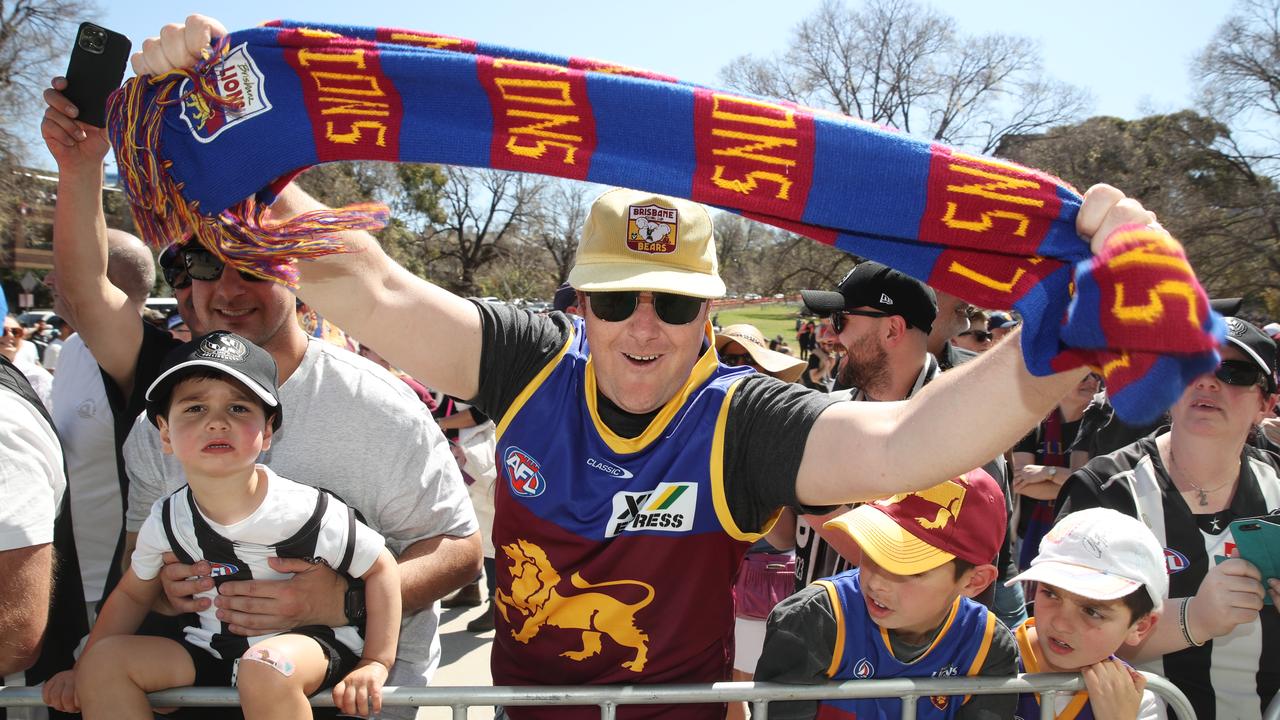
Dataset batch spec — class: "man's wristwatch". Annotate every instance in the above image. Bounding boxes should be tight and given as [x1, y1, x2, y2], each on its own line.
[344, 579, 367, 624]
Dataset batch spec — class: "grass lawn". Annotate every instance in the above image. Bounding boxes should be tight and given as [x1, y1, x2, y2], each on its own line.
[711, 302, 808, 344]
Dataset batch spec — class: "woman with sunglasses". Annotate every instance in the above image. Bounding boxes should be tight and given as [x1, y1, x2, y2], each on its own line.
[1055, 317, 1280, 719]
[1, 315, 53, 407]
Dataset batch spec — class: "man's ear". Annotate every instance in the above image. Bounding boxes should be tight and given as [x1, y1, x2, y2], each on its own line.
[1125, 609, 1160, 647]
[960, 564, 999, 598]
[157, 416, 174, 456]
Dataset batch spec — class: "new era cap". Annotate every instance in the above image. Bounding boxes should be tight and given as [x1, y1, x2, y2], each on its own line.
[801, 261, 937, 334]
[145, 331, 282, 430]
[987, 311, 1018, 331]
[1005, 507, 1168, 611]
[567, 188, 725, 299]
[1224, 316, 1277, 393]
[824, 468, 1007, 575]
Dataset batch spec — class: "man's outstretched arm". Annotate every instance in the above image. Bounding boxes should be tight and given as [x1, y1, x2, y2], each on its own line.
[795, 184, 1163, 505]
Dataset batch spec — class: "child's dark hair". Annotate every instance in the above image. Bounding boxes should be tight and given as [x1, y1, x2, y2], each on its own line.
[1120, 586, 1155, 623]
[155, 368, 276, 422]
[951, 558, 976, 579]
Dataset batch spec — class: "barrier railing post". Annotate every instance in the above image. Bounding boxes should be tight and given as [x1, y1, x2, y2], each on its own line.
[1039, 690, 1058, 720]
[0, 673, 1200, 716]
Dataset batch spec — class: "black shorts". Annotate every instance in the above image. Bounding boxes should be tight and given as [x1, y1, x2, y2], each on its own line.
[180, 626, 361, 693]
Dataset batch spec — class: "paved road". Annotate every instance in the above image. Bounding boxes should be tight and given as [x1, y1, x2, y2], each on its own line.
[416, 601, 495, 720]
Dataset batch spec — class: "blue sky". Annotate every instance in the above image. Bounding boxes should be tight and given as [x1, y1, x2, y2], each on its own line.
[25, 0, 1233, 170]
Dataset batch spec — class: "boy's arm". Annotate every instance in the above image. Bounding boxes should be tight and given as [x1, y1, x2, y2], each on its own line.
[85, 568, 164, 650]
[356, 548, 401, 669]
[754, 585, 838, 720]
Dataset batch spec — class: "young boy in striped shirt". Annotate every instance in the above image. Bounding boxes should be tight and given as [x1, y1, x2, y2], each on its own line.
[44, 331, 400, 719]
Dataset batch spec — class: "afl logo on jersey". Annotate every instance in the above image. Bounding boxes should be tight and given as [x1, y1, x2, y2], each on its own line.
[1164, 547, 1190, 574]
[505, 446, 547, 498]
[853, 658, 875, 679]
[209, 563, 240, 578]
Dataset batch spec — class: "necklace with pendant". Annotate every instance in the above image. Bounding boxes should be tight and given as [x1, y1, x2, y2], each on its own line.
[1168, 444, 1235, 507]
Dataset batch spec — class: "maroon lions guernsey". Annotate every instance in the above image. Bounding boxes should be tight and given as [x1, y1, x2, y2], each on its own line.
[491, 319, 762, 719]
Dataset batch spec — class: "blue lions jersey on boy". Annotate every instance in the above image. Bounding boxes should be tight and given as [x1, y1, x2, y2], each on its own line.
[490, 316, 765, 716]
[816, 568, 1000, 720]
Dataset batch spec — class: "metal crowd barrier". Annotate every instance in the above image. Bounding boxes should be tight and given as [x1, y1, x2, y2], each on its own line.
[0, 673, 1197, 719]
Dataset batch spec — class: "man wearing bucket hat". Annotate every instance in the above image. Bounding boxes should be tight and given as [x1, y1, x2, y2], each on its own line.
[209, 175, 1160, 718]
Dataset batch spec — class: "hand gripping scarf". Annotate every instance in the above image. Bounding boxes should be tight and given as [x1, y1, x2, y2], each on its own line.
[106, 20, 1224, 423]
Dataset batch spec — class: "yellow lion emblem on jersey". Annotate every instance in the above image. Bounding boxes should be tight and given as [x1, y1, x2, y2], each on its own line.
[494, 538, 655, 672]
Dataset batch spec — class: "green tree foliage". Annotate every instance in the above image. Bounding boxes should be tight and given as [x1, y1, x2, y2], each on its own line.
[996, 112, 1280, 318]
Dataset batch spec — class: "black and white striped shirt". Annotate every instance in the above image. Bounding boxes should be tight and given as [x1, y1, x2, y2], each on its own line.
[1058, 436, 1280, 720]
[132, 466, 384, 660]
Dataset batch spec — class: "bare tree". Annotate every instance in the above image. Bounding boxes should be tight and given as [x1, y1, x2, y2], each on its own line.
[719, 0, 1090, 153]
[432, 167, 544, 295]
[1194, 0, 1280, 166]
[1, 0, 95, 236]
[530, 180, 591, 285]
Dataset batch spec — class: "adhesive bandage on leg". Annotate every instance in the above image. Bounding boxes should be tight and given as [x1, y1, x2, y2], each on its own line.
[239, 646, 297, 677]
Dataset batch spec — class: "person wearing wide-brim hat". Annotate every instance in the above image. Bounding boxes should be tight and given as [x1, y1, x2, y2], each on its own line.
[715, 324, 807, 383]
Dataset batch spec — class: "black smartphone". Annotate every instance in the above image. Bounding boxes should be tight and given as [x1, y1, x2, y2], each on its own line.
[63, 22, 132, 128]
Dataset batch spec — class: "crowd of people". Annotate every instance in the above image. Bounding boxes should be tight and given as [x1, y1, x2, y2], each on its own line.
[1, 11, 1278, 720]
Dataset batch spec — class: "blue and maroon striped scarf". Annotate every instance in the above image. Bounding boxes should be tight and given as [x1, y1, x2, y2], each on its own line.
[107, 20, 1223, 423]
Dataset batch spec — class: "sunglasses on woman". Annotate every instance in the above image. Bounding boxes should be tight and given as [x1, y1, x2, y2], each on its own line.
[719, 351, 757, 368]
[586, 291, 705, 325]
[830, 309, 890, 334]
[181, 248, 267, 284]
[958, 329, 993, 342]
[1214, 359, 1266, 388]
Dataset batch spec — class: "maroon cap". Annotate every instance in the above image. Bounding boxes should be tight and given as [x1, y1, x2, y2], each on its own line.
[825, 468, 1007, 574]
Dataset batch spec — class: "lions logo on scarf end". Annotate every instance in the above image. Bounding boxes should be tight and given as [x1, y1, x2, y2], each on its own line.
[180, 43, 272, 143]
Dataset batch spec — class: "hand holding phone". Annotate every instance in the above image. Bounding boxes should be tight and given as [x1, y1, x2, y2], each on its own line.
[62, 22, 131, 128]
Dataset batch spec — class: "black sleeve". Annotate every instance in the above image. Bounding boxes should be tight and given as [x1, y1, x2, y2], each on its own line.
[955, 622, 1019, 720]
[755, 584, 838, 720]
[468, 301, 575, 421]
[723, 375, 840, 533]
[1053, 461, 1139, 521]
[1012, 424, 1039, 455]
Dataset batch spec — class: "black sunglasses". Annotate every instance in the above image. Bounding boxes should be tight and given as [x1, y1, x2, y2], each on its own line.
[720, 351, 756, 368]
[1215, 359, 1266, 388]
[182, 248, 266, 284]
[958, 329, 993, 342]
[586, 291, 704, 325]
[831, 309, 890, 334]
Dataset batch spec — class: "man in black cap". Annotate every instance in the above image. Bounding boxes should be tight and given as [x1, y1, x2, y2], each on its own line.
[789, 261, 942, 587]
[801, 261, 938, 398]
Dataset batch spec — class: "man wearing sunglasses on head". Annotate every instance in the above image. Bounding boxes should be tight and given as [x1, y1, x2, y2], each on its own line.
[42, 88, 482, 717]
[1056, 317, 1280, 719]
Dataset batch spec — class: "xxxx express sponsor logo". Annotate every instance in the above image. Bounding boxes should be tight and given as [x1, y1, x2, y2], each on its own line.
[505, 446, 547, 498]
[606, 482, 697, 537]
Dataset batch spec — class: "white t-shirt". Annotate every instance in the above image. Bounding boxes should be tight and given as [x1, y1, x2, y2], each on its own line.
[42, 337, 64, 371]
[133, 467, 384, 659]
[14, 356, 52, 409]
[0, 388, 64, 551]
[124, 339, 476, 709]
[50, 334, 121, 603]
